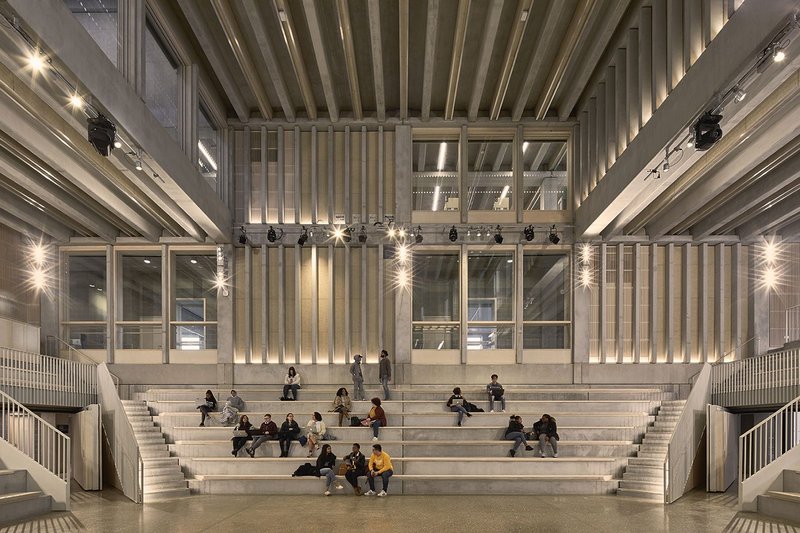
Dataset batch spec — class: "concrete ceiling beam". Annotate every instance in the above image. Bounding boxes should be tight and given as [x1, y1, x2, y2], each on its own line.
[444, 0, 471, 121]
[301, 0, 339, 122]
[467, 0, 504, 122]
[367, 0, 385, 122]
[488, 0, 534, 120]
[336, 0, 362, 121]
[420, 0, 439, 121]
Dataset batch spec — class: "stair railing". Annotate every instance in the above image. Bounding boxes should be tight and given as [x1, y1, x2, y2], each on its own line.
[787, 305, 800, 343]
[0, 388, 70, 509]
[711, 347, 800, 408]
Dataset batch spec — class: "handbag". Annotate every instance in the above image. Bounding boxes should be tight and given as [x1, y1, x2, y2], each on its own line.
[350, 416, 361, 427]
[298, 435, 308, 446]
[337, 463, 349, 476]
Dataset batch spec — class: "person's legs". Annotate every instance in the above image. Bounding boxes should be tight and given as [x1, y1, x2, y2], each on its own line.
[489, 396, 495, 411]
[539, 434, 549, 456]
[199, 406, 209, 425]
[508, 431, 523, 452]
[345, 471, 357, 487]
[381, 377, 390, 400]
[338, 411, 344, 426]
[451, 405, 465, 425]
[380, 470, 393, 492]
[282, 384, 290, 399]
[291, 384, 299, 400]
[249, 435, 265, 452]
[550, 437, 558, 455]
[278, 436, 288, 456]
[319, 468, 334, 488]
[371, 420, 381, 438]
[367, 474, 376, 491]
[500, 396, 506, 411]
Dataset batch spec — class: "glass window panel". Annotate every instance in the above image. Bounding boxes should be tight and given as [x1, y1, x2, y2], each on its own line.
[468, 253, 513, 322]
[412, 141, 459, 211]
[412, 324, 460, 350]
[467, 325, 514, 350]
[198, 105, 218, 190]
[66, 255, 106, 321]
[171, 324, 217, 350]
[145, 21, 179, 142]
[467, 140, 513, 211]
[118, 324, 161, 349]
[522, 254, 570, 321]
[173, 255, 217, 322]
[412, 254, 459, 321]
[65, 325, 106, 349]
[523, 325, 571, 349]
[65, 0, 118, 66]
[121, 254, 162, 321]
[522, 141, 567, 211]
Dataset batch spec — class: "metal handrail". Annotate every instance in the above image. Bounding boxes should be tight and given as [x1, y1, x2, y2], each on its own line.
[47, 335, 119, 386]
[739, 393, 800, 484]
[712, 336, 759, 365]
[711, 347, 800, 408]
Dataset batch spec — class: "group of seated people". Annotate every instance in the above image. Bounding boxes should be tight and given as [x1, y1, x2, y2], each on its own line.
[315, 443, 394, 497]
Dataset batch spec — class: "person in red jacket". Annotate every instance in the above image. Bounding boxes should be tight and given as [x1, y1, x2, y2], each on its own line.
[363, 397, 387, 441]
[246, 413, 278, 457]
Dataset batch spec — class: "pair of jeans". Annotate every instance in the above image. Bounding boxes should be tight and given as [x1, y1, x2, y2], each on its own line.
[489, 395, 506, 411]
[367, 470, 393, 492]
[345, 469, 364, 487]
[371, 420, 382, 438]
[319, 467, 336, 488]
[283, 384, 299, 400]
[278, 434, 296, 456]
[248, 435, 275, 452]
[539, 434, 558, 454]
[450, 405, 468, 424]
[232, 437, 250, 455]
[352, 379, 365, 400]
[197, 405, 212, 424]
[381, 377, 391, 400]
[506, 431, 528, 452]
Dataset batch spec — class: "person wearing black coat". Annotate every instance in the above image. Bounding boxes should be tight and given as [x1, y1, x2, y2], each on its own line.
[505, 415, 534, 457]
[197, 389, 216, 427]
[278, 413, 301, 457]
[343, 443, 367, 495]
[316, 444, 342, 496]
[231, 415, 253, 457]
[532, 414, 559, 458]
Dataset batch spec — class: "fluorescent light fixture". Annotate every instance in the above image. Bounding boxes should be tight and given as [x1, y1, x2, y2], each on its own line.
[522, 141, 529, 153]
[432, 185, 441, 211]
[198, 141, 218, 171]
[437, 142, 447, 171]
[499, 185, 510, 201]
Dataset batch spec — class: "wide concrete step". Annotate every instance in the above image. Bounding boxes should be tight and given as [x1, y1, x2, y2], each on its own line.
[187, 474, 618, 495]
[147, 399, 660, 415]
[757, 491, 800, 523]
[0, 470, 27, 494]
[144, 469, 185, 484]
[142, 457, 180, 466]
[625, 465, 664, 477]
[170, 440, 638, 458]
[617, 487, 664, 500]
[0, 491, 51, 525]
[623, 471, 664, 482]
[628, 457, 665, 468]
[637, 451, 667, 459]
[140, 448, 170, 458]
[783, 470, 800, 492]
[144, 479, 188, 492]
[143, 486, 190, 502]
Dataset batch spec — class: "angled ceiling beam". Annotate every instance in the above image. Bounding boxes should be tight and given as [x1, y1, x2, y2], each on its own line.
[367, 0, 385, 121]
[211, 0, 272, 120]
[548, 143, 567, 170]
[241, 0, 296, 121]
[511, 1, 566, 121]
[444, 0, 471, 121]
[399, 0, 409, 120]
[473, 142, 488, 171]
[488, 0, 534, 120]
[0, 194, 73, 242]
[737, 191, 800, 241]
[558, 0, 631, 120]
[336, 0, 362, 120]
[534, 0, 596, 120]
[530, 142, 549, 172]
[302, 0, 339, 122]
[492, 143, 508, 171]
[776, 216, 800, 241]
[273, 0, 317, 120]
[417, 143, 427, 172]
[420, 0, 439, 121]
[467, 0, 504, 121]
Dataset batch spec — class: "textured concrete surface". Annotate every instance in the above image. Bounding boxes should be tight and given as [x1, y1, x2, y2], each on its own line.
[1, 485, 798, 532]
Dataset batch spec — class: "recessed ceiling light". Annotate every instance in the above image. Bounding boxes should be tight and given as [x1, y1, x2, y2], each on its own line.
[190, 259, 198, 264]
[143, 259, 151, 264]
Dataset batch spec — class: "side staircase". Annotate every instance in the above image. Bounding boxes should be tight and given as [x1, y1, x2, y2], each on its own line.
[0, 468, 51, 526]
[121, 400, 189, 501]
[758, 469, 800, 522]
[616, 399, 686, 500]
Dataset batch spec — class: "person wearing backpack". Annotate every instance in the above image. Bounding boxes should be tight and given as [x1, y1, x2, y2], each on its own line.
[486, 374, 506, 412]
[278, 413, 301, 457]
[350, 354, 365, 400]
[446, 387, 472, 427]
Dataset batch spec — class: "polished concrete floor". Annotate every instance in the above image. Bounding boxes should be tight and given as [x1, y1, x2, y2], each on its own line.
[1, 486, 798, 533]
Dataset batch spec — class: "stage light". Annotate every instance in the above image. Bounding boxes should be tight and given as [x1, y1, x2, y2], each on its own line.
[31, 243, 45, 265]
[342, 227, 352, 243]
[358, 226, 367, 244]
[387, 226, 396, 239]
[762, 237, 779, 264]
[692, 112, 723, 151]
[297, 227, 309, 246]
[30, 267, 45, 290]
[762, 266, 778, 290]
[579, 266, 592, 288]
[238, 226, 247, 245]
[397, 244, 410, 264]
[548, 225, 560, 245]
[580, 243, 592, 264]
[448, 226, 458, 242]
[733, 87, 747, 103]
[523, 225, 534, 242]
[134, 159, 143, 171]
[87, 114, 117, 156]
[114, 140, 122, 149]
[415, 226, 423, 244]
[773, 46, 786, 62]
[437, 142, 447, 171]
[143, 258, 151, 264]
[493, 226, 503, 244]
[69, 94, 84, 110]
[27, 50, 45, 73]
[267, 226, 277, 243]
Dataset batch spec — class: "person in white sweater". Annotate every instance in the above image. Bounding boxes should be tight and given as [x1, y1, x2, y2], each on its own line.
[305, 411, 326, 457]
[226, 390, 245, 411]
[282, 366, 301, 400]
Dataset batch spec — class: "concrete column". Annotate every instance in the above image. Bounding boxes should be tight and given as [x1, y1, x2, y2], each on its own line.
[295, 246, 302, 364]
[599, 243, 607, 363]
[395, 125, 412, 224]
[345, 126, 351, 223]
[217, 244, 234, 385]
[161, 243, 169, 364]
[361, 126, 368, 224]
[596, 82, 606, 179]
[243, 126, 251, 224]
[378, 126, 385, 221]
[311, 246, 318, 364]
[106, 244, 115, 364]
[614, 49, 627, 157]
[715, 243, 725, 362]
[515, 125, 524, 221]
[652, 0, 668, 108]
[328, 245, 335, 364]
[665, 243, 674, 363]
[344, 245, 351, 362]
[750, 246, 769, 355]
[667, 0, 684, 92]
[119, 0, 145, 96]
[626, 28, 640, 143]
[684, 0, 703, 68]
[649, 244, 658, 363]
[261, 244, 268, 364]
[579, 113, 589, 201]
[515, 243, 524, 364]
[573, 248, 591, 364]
[632, 243, 641, 363]
[328, 126, 335, 224]
[616, 243, 624, 363]
[278, 245, 285, 364]
[587, 100, 597, 190]
[639, 6, 653, 125]
[244, 244, 252, 364]
[460, 126, 469, 223]
[278, 126, 285, 224]
[605, 67, 616, 169]
[294, 126, 301, 224]
[261, 127, 268, 224]
[732, 243, 742, 359]
[180, 65, 198, 165]
[311, 126, 318, 224]
[698, 244, 706, 363]
[39, 280, 58, 356]
[460, 244, 468, 364]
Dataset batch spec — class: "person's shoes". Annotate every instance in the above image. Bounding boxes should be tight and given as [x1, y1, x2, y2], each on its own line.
[540, 452, 545, 458]
[554, 453, 559, 458]
[232, 450, 237, 457]
[372, 436, 379, 441]
[246, 448, 255, 458]
[364, 490, 375, 496]
[501, 410, 506, 413]
[466, 413, 473, 417]
[489, 409, 494, 413]
[457, 422, 462, 427]
[335, 483, 344, 490]
[354, 486, 361, 496]
[377, 490, 387, 497]
[508, 449, 516, 457]
[199, 423, 205, 427]
[280, 397, 286, 401]
[525, 445, 534, 451]
[307, 451, 314, 458]
[324, 490, 331, 496]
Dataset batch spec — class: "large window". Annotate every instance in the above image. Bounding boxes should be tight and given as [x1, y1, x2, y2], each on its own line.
[119, 254, 162, 349]
[412, 140, 459, 211]
[467, 253, 514, 349]
[522, 141, 568, 211]
[467, 140, 513, 211]
[145, 20, 179, 142]
[522, 254, 570, 348]
[171, 254, 217, 350]
[63, 255, 107, 349]
[198, 105, 218, 190]
[412, 253, 460, 349]
[65, 0, 118, 66]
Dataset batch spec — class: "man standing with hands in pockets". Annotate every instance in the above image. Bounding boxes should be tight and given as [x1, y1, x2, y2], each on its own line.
[350, 354, 366, 401]
[379, 350, 392, 400]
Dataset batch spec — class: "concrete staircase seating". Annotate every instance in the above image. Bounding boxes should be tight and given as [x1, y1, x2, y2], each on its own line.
[0, 469, 51, 525]
[757, 470, 800, 523]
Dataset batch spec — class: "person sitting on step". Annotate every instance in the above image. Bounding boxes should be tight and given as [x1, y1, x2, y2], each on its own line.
[317, 444, 343, 496]
[364, 444, 393, 497]
[447, 387, 473, 427]
[486, 374, 506, 412]
[363, 398, 387, 441]
[532, 413, 559, 458]
[246, 413, 278, 457]
[343, 443, 367, 495]
[231, 414, 253, 457]
[278, 413, 301, 457]
[305, 411, 327, 457]
[218, 400, 239, 426]
[197, 389, 216, 427]
[281, 366, 301, 401]
[505, 415, 534, 457]
[330, 387, 353, 427]
[226, 389, 245, 411]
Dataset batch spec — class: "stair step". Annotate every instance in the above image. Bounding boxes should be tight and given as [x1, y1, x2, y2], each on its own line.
[758, 491, 800, 523]
[766, 491, 800, 503]
[144, 479, 188, 491]
[0, 490, 51, 525]
[619, 479, 662, 491]
[143, 487, 191, 502]
[616, 487, 664, 500]
[623, 472, 664, 482]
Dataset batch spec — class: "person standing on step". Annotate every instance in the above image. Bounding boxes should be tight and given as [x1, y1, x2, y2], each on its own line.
[486, 374, 506, 413]
[231, 415, 253, 457]
[447, 387, 473, 427]
[363, 397, 387, 441]
[330, 387, 353, 427]
[350, 354, 365, 401]
[343, 443, 367, 495]
[305, 411, 327, 457]
[197, 389, 216, 427]
[246, 413, 278, 457]
[505, 415, 534, 457]
[278, 413, 301, 457]
[532, 414, 559, 458]
[316, 444, 343, 496]
[282, 366, 301, 401]
[379, 350, 392, 400]
[364, 444, 393, 497]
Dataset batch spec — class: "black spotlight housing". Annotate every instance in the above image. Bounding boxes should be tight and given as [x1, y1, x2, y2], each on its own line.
[267, 226, 277, 243]
[523, 225, 535, 242]
[415, 226, 423, 244]
[297, 227, 309, 246]
[448, 226, 458, 242]
[358, 226, 367, 244]
[692, 112, 723, 151]
[493, 225, 503, 244]
[342, 227, 352, 243]
[87, 114, 117, 156]
[238, 225, 247, 245]
[548, 225, 560, 245]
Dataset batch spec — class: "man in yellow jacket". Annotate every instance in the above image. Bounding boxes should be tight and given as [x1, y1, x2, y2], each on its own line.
[364, 444, 394, 497]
